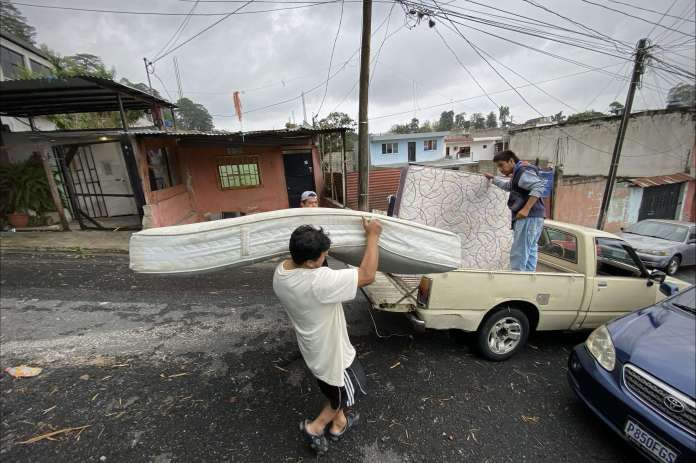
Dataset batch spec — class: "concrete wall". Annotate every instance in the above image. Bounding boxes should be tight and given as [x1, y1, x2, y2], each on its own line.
[509, 110, 694, 177]
[370, 134, 446, 166]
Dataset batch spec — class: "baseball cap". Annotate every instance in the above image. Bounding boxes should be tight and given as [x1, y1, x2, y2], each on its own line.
[300, 191, 318, 201]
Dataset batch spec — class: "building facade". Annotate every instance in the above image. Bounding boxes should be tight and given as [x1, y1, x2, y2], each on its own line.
[509, 109, 695, 231]
[445, 129, 507, 162]
[370, 131, 448, 166]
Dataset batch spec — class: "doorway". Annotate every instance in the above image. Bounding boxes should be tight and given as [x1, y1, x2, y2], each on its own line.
[283, 153, 315, 208]
[638, 183, 681, 220]
[408, 142, 416, 162]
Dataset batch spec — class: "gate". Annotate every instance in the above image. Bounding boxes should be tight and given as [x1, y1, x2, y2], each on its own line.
[638, 183, 682, 221]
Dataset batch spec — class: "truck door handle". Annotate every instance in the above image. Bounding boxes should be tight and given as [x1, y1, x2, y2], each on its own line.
[598, 281, 608, 288]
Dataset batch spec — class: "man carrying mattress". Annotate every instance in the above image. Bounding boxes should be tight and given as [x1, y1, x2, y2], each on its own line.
[485, 150, 546, 271]
[273, 218, 382, 454]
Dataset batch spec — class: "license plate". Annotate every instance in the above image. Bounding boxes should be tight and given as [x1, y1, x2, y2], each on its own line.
[624, 419, 679, 463]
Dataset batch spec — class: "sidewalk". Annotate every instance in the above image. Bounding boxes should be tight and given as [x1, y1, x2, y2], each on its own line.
[0, 230, 131, 254]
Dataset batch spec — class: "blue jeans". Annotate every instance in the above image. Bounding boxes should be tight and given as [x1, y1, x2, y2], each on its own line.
[510, 217, 544, 271]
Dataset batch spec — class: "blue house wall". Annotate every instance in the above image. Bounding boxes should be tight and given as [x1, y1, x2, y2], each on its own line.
[370, 132, 448, 166]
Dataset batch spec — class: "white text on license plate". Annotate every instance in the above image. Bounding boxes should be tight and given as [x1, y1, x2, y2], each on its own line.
[624, 419, 678, 463]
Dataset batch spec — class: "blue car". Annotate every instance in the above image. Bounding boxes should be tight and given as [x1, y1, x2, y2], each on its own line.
[568, 285, 695, 463]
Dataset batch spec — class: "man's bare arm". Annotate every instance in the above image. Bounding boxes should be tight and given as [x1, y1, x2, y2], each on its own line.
[357, 217, 382, 288]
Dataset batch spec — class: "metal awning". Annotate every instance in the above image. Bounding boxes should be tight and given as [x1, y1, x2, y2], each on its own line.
[627, 172, 694, 188]
[0, 76, 175, 117]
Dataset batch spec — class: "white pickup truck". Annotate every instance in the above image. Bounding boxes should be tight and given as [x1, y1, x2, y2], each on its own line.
[363, 220, 692, 361]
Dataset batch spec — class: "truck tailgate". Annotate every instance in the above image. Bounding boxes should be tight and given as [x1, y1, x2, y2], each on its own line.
[361, 272, 421, 312]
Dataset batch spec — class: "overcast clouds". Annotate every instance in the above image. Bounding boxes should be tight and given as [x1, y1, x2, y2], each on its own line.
[17, 0, 696, 132]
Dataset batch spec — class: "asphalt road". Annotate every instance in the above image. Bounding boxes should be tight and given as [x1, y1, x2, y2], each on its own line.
[1, 251, 693, 462]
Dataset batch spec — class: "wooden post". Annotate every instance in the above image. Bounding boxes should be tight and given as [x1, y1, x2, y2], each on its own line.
[357, 0, 372, 212]
[341, 130, 347, 207]
[40, 150, 70, 230]
[117, 94, 129, 131]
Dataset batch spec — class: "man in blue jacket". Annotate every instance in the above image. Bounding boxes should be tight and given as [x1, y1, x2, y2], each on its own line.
[485, 150, 546, 271]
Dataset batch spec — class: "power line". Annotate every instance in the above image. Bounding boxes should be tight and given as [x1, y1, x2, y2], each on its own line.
[580, 0, 692, 37]
[601, 0, 695, 23]
[2, 0, 335, 16]
[645, 0, 678, 38]
[315, 0, 345, 119]
[153, 0, 201, 61]
[151, 71, 175, 101]
[152, 0, 256, 63]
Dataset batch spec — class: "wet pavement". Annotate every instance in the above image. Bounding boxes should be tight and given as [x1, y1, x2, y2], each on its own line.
[2, 251, 688, 462]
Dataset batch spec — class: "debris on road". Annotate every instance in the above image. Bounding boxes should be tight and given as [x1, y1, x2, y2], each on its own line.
[4, 366, 42, 378]
[19, 425, 90, 444]
[521, 415, 541, 424]
[160, 372, 190, 379]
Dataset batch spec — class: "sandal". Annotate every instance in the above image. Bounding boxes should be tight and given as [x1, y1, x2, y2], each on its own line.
[327, 412, 360, 442]
[300, 420, 329, 455]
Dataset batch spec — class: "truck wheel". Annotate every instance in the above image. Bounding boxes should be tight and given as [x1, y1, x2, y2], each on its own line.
[665, 255, 681, 276]
[477, 307, 529, 361]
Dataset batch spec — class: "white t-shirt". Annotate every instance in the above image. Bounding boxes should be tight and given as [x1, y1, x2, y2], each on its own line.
[273, 263, 359, 387]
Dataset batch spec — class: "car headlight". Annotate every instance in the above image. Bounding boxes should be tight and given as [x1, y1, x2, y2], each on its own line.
[585, 325, 616, 371]
[636, 249, 667, 256]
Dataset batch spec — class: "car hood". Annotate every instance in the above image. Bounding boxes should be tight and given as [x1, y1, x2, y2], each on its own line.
[619, 233, 679, 251]
[610, 304, 695, 398]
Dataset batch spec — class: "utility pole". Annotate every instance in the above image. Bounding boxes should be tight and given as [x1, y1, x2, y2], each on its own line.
[143, 58, 154, 94]
[357, 0, 372, 212]
[301, 92, 308, 126]
[597, 38, 649, 230]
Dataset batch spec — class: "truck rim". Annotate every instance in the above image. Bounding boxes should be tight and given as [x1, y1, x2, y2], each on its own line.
[487, 317, 523, 355]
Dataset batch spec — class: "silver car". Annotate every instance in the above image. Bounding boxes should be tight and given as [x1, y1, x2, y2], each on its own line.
[619, 220, 696, 275]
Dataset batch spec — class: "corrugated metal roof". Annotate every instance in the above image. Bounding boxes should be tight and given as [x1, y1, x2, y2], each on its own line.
[627, 172, 694, 188]
[345, 169, 402, 211]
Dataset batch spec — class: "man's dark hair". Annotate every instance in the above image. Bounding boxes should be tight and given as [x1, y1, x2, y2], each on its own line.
[493, 150, 519, 163]
[289, 225, 331, 265]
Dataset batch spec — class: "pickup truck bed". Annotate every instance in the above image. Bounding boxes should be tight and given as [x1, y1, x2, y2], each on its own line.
[361, 272, 421, 313]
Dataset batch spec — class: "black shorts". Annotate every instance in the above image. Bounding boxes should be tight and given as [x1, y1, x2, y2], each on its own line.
[317, 358, 367, 410]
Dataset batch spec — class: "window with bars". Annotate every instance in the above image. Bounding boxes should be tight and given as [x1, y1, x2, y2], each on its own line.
[218, 157, 261, 190]
[381, 142, 398, 154]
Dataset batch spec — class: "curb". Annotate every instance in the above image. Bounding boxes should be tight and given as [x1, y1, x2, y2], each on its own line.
[0, 246, 129, 255]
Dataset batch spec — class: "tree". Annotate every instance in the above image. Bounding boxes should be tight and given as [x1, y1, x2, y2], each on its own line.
[437, 110, 454, 131]
[608, 101, 624, 115]
[317, 112, 357, 152]
[408, 117, 420, 132]
[666, 83, 695, 108]
[454, 112, 469, 129]
[470, 112, 486, 129]
[498, 106, 510, 127]
[0, 1, 36, 44]
[120, 78, 163, 99]
[486, 111, 498, 128]
[551, 111, 566, 123]
[176, 97, 214, 131]
[317, 111, 356, 131]
[566, 110, 605, 123]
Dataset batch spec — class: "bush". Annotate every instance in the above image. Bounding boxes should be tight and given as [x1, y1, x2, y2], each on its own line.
[0, 160, 54, 214]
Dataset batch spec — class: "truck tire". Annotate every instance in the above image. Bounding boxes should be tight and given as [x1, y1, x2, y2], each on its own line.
[477, 307, 530, 361]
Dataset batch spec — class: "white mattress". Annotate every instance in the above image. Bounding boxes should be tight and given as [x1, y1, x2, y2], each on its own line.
[396, 166, 513, 270]
[129, 207, 461, 275]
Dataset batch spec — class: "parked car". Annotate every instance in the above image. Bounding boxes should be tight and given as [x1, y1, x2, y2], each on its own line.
[363, 220, 692, 361]
[567, 285, 695, 463]
[619, 220, 696, 276]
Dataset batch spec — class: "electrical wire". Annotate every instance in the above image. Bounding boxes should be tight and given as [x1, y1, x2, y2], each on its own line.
[152, 0, 256, 63]
[153, 0, 201, 62]
[645, 0, 678, 39]
[600, 0, 695, 23]
[152, 71, 175, 101]
[579, 0, 692, 37]
[315, 0, 345, 119]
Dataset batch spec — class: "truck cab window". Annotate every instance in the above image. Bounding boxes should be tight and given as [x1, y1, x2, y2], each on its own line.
[539, 227, 577, 262]
[596, 238, 644, 278]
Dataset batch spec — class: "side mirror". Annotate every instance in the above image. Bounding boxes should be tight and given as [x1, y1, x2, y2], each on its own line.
[649, 270, 667, 284]
[620, 227, 624, 232]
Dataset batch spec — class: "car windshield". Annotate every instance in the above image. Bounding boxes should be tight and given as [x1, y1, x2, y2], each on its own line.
[625, 221, 688, 242]
[665, 287, 695, 315]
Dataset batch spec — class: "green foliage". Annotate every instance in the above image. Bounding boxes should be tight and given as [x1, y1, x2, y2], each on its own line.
[0, 1, 36, 44]
[176, 97, 214, 131]
[486, 111, 498, 128]
[470, 112, 486, 129]
[609, 101, 624, 115]
[551, 111, 565, 123]
[566, 110, 606, 123]
[317, 112, 356, 131]
[437, 111, 455, 131]
[498, 106, 510, 126]
[666, 83, 695, 108]
[454, 112, 469, 129]
[317, 112, 357, 152]
[0, 160, 53, 213]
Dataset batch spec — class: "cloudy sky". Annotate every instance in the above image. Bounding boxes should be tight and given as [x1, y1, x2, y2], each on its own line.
[15, 0, 695, 132]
